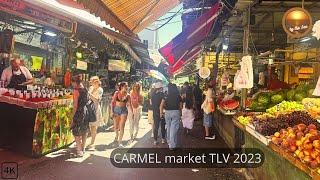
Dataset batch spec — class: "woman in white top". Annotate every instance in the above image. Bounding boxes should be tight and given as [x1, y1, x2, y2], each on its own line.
[181, 86, 195, 135]
[87, 76, 103, 149]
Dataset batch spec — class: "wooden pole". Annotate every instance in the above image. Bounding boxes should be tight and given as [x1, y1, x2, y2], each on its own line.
[241, 6, 250, 110]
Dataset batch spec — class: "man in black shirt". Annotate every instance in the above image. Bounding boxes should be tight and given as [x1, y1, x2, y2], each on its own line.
[151, 82, 166, 145]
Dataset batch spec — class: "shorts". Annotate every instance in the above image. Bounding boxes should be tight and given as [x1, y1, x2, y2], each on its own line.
[203, 113, 213, 127]
[113, 106, 128, 116]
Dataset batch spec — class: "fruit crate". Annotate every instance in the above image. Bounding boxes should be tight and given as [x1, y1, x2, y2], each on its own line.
[245, 124, 271, 146]
[269, 142, 320, 179]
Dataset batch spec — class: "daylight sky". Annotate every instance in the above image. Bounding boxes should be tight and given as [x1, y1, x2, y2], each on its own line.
[157, 4, 183, 47]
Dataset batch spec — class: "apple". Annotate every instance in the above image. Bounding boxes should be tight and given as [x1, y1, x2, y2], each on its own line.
[313, 140, 320, 149]
[309, 129, 319, 136]
[304, 150, 311, 156]
[282, 140, 289, 148]
[298, 151, 305, 159]
[274, 132, 280, 138]
[297, 124, 307, 131]
[296, 140, 303, 147]
[288, 127, 294, 134]
[293, 125, 298, 131]
[289, 145, 297, 152]
[311, 150, 319, 159]
[304, 155, 312, 163]
[310, 160, 319, 169]
[288, 133, 296, 139]
[316, 156, 320, 163]
[296, 132, 304, 140]
[304, 143, 313, 150]
[280, 129, 288, 135]
[309, 135, 320, 142]
[308, 124, 317, 130]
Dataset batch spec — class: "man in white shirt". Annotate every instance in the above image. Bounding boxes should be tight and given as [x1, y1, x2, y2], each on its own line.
[1, 58, 33, 90]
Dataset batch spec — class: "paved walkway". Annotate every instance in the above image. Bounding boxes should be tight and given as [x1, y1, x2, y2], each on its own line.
[3, 113, 246, 180]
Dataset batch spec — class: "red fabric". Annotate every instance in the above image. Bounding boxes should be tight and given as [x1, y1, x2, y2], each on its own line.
[64, 71, 71, 88]
[159, 2, 220, 74]
[268, 78, 290, 90]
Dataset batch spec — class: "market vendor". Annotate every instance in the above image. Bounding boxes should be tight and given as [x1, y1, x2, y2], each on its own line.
[222, 83, 235, 101]
[1, 58, 33, 90]
[268, 72, 290, 90]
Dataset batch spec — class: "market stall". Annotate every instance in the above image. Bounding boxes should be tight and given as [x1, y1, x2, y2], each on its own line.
[0, 88, 73, 157]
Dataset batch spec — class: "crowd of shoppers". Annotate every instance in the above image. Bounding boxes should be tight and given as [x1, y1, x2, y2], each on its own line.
[71, 75, 216, 156]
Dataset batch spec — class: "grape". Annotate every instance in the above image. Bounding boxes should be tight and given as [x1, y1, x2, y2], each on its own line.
[253, 111, 318, 136]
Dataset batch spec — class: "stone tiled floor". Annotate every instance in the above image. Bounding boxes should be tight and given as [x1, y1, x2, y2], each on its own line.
[2, 113, 246, 180]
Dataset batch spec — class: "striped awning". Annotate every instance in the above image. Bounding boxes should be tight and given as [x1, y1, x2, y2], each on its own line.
[159, 2, 220, 75]
[76, 0, 180, 35]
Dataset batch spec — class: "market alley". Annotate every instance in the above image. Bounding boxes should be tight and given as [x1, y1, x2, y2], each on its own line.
[12, 113, 246, 180]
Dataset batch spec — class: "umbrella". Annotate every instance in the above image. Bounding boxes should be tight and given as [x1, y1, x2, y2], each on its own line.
[148, 70, 168, 84]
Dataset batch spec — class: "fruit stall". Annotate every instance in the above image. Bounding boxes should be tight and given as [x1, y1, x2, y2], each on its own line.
[232, 83, 320, 179]
[0, 88, 74, 157]
[214, 98, 244, 149]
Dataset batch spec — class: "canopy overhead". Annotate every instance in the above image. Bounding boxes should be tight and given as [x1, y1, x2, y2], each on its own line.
[159, 2, 221, 75]
[77, 0, 180, 35]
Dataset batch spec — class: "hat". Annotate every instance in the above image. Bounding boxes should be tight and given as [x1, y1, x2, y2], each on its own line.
[90, 76, 101, 85]
[154, 82, 163, 89]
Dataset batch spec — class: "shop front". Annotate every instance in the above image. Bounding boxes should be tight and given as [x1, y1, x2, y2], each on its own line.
[217, 1, 320, 179]
[0, 0, 78, 157]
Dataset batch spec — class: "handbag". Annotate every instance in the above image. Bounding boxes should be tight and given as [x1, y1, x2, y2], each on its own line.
[85, 89, 97, 122]
[86, 100, 97, 122]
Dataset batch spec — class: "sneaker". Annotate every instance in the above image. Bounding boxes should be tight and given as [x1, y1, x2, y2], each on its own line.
[205, 135, 216, 140]
[154, 141, 158, 145]
[161, 139, 166, 144]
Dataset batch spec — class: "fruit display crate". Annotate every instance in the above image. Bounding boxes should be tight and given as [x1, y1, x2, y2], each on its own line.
[269, 142, 320, 179]
[232, 119, 270, 146]
[217, 105, 237, 115]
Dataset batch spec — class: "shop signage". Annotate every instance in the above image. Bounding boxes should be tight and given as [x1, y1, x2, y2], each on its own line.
[31, 56, 43, 71]
[282, 7, 313, 39]
[76, 60, 87, 71]
[108, 59, 130, 72]
[0, 0, 76, 33]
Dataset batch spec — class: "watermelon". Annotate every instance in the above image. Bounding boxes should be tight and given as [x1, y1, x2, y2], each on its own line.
[220, 99, 240, 110]
[294, 92, 307, 102]
[271, 94, 284, 104]
[258, 94, 270, 105]
[287, 89, 295, 101]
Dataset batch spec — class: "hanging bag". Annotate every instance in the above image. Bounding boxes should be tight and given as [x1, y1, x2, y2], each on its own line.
[85, 89, 97, 122]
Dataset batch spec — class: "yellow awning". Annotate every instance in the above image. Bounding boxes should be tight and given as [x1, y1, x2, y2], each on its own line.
[78, 0, 180, 34]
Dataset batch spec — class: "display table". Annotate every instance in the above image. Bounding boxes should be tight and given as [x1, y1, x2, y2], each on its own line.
[213, 108, 244, 149]
[0, 96, 74, 157]
[233, 120, 319, 180]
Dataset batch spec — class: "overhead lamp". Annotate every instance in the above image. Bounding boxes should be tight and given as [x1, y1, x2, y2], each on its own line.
[222, 44, 228, 50]
[44, 31, 57, 37]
